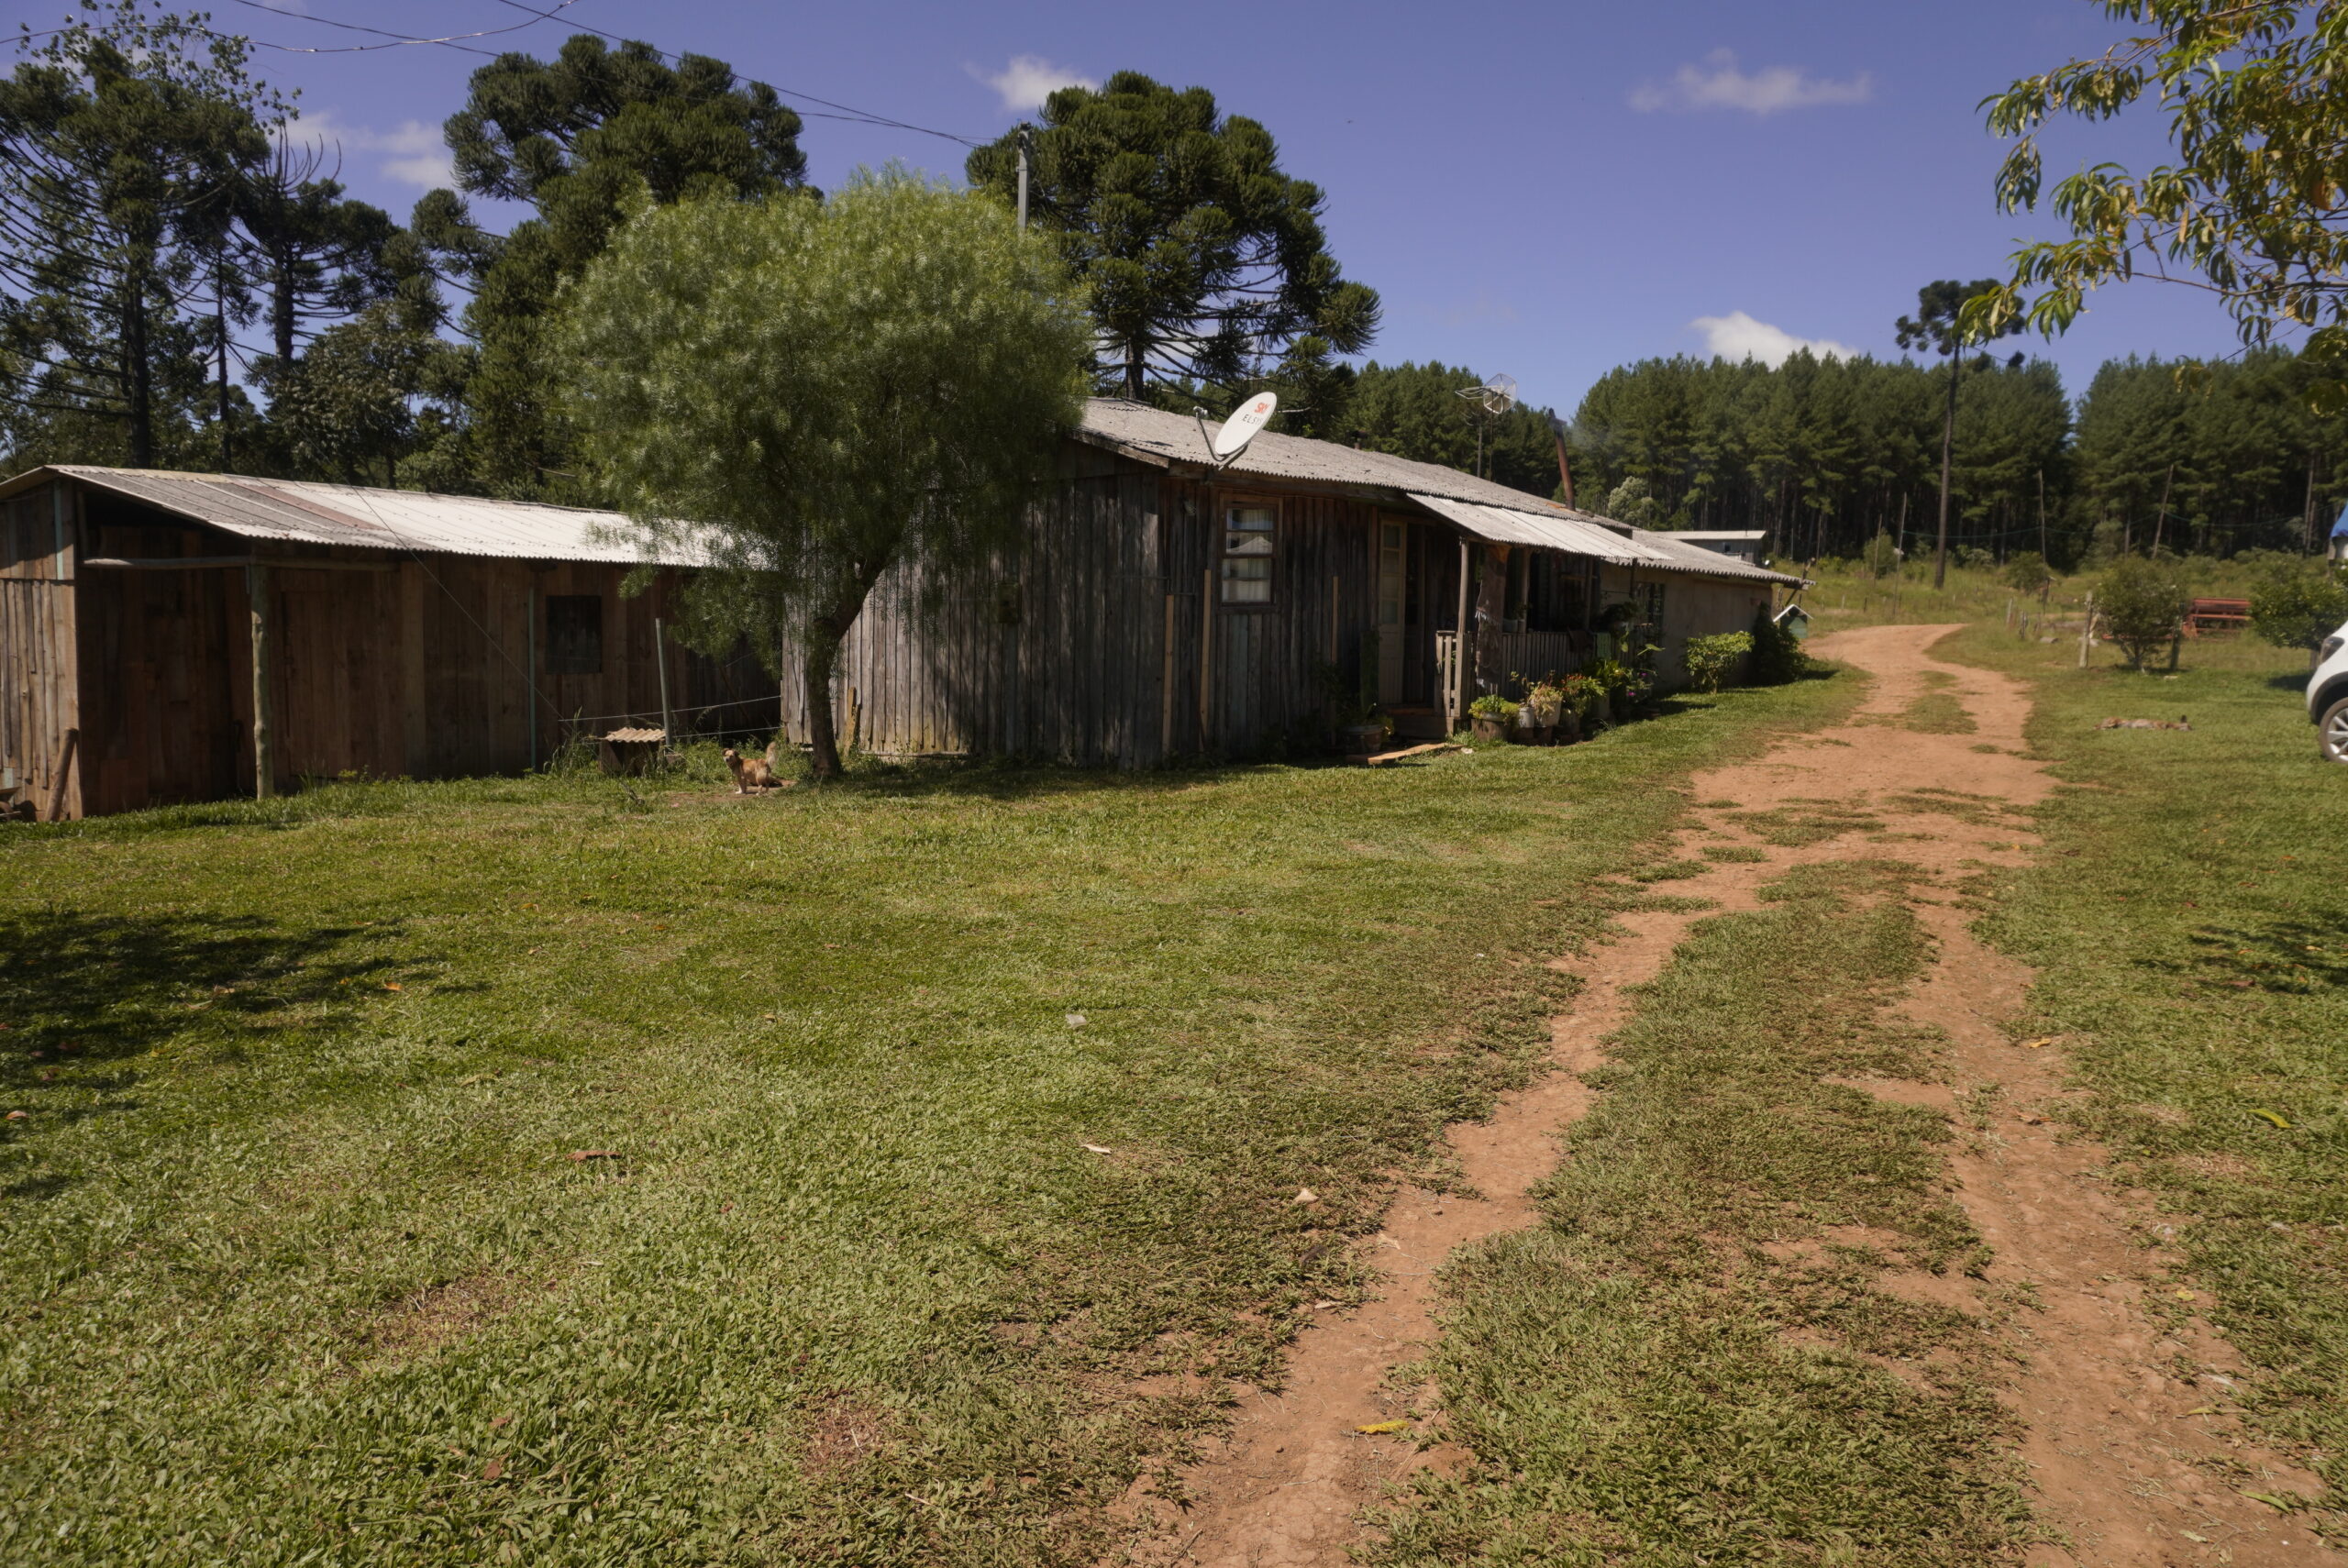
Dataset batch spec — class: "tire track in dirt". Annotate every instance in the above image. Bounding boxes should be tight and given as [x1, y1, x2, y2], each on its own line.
[1114, 624, 2335, 1567]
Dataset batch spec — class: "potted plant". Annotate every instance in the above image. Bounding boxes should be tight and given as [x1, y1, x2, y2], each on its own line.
[1553, 673, 1596, 742]
[1317, 653, 1392, 756]
[1520, 675, 1567, 745]
[1468, 693, 1519, 743]
[1339, 710, 1394, 756]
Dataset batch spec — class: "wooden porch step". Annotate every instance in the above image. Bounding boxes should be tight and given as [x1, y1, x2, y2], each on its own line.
[1385, 704, 1449, 741]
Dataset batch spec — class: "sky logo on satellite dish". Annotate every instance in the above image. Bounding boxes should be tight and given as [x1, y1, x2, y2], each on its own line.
[1196, 392, 1278, 469]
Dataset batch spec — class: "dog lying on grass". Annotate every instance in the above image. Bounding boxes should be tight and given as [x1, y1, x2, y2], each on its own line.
[2098, 716, 2191, 731]
[723, 746, 790, 793]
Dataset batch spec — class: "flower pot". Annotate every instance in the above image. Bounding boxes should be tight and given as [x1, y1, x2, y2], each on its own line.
[1337, 722, 1390, 756]
[1470, 714, 1508, 743]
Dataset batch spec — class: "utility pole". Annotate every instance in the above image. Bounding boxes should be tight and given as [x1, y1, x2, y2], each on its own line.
[1015, 124, 1031, 232]
[2152, 461, 2174, 556]
[2036, 467, 2047, 564]
[1933, 348, 1958, 589]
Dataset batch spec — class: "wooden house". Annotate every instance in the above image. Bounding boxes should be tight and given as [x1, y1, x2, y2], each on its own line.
[2, 400, 1800, 818]
[782, 399, 1802, 764]
[0, 466, 766, 820]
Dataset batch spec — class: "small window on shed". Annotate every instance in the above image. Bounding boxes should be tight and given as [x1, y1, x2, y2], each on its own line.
[546, 595, 604, 675]
[1220, 502, 1276, 604]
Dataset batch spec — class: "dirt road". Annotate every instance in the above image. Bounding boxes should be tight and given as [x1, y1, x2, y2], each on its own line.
[1120, 623, 2335, 1567]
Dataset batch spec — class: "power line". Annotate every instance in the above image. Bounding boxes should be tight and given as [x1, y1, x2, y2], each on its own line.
[216, 0, 581, 57]
[206, 0, 986, 146]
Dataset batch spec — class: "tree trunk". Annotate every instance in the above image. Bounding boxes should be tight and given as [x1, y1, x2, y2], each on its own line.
[799, 569, 889, 779]
[1124, 342, 1145, 401]
[126, 266, 153, 469]
[802, 624, 846, 779]
[216, 267, 233, 473]
[274, 259, 296, 366]
[1933, 350, 1957, 589]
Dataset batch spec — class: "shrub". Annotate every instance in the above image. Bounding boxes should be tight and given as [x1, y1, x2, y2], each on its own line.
[2002, 551, 2053, 595]
[2248, 562, 2348, 662]
[2096, 556, 2190, 670]
[1683, 630, 1753, 693]
[1747, 605, 1812, 684]
[1860, 534, 1900, 578]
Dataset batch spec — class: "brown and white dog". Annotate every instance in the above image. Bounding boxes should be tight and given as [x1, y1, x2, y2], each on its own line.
[723, 746, 782, 793]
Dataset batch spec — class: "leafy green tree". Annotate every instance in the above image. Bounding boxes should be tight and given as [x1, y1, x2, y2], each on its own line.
[2249, 561, 2348, 664]
[2097, 554, 2190, 669]
[1863, 533, 1901, 577]
[1343, 360, 1562, 498]
[1897, 280, 2026, 588]
[559, 171, 1091, 778]
[1604, 475, 1665, 529]
[1977, 2, 2348, 407]
[2003, 550, 2054, 595]
[1568, 350, 2074, 563]
[435, 35, 811, 496]
[263, 300, 458, 486]
[966, 72, 1379, 401]
[0, 0, 277, 468]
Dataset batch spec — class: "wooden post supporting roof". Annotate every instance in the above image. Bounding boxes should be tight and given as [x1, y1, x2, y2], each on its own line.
[246, 562, 274, 801]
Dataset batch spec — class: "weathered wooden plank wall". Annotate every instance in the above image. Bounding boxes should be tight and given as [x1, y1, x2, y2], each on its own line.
[780, 465, 1175, 765]
[75, 507, 242, 813]
[0, 480, 80, 817]
[18, 480, 781, 815]
[771, 456, 1401, 766]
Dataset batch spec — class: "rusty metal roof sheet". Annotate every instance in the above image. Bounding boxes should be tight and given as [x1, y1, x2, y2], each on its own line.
[38, 467, 703, 565]
[1407, 493, 1802, 586]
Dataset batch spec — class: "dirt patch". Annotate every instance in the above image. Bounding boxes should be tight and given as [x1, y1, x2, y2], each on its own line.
[798, 1393, 898, 1477]
[1113, 624, 2339, 1568]
[367, 1271, 517, 1359]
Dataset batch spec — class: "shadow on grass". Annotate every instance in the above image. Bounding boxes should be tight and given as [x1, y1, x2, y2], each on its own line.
[0, 909, 417, 1084]
[2134, 910, 2348, 994]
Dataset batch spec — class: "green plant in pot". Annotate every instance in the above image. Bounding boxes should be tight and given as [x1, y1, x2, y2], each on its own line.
[1318, 643, 1393, 756]
[1468, 692, 1519, 743]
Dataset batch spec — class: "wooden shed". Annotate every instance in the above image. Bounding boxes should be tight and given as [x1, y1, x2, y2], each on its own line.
[780, 399, 1803, 765]
[0, 467, 769, 820]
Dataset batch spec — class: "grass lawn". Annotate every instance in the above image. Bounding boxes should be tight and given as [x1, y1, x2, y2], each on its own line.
[0, 674, 1852, 1567]
[1943, 621, 2348, 1535]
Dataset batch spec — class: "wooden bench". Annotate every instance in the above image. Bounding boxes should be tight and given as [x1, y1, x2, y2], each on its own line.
[2185, 597, 2251, 636]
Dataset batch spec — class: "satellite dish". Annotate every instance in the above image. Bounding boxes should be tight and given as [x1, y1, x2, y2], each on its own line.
[1457, 374, 1517, 416]
[1195, 392, 1279, 469]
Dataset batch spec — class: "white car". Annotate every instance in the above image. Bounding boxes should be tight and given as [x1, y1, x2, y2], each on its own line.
[2311, 619, 2348, 761]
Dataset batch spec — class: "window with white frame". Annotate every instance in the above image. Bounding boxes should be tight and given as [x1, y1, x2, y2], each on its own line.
[1220, 502, 1276, 604]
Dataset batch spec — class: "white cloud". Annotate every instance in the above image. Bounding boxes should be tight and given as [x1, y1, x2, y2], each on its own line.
[373, 122, 452, 190]
[970, 54, 1096, 114]
[1689, 311, 1856, 368]
[274, 107, 452, 191]
[1630, 50, 1872, 116]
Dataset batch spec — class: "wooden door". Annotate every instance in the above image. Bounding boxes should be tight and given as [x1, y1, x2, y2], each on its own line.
[1376, 520, 1407, 702]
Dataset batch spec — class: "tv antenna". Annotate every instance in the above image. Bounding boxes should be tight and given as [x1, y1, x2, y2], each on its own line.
[1455, 374, 1517, 478]
[1194, 391, 1279, 471]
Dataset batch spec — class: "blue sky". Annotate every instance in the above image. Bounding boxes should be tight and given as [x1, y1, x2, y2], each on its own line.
[20, 0, 2247, 414]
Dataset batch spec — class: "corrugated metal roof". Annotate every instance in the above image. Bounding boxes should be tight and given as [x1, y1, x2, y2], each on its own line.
[43, 467, 699, 565]
[1408, 492, 1801, 586]
[1078, 398, 1629, 521]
